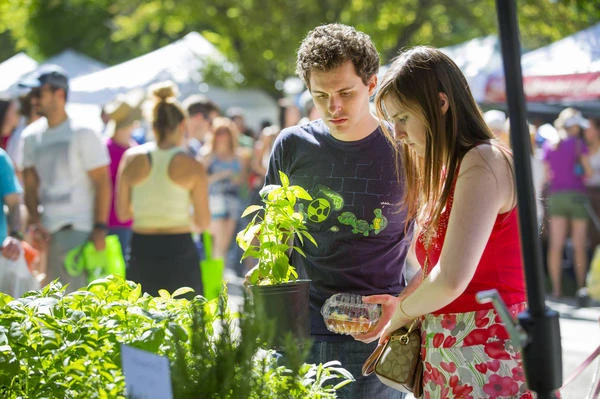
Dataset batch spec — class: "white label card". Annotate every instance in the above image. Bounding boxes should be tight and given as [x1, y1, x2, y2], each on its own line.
[121, 344, 174, 399]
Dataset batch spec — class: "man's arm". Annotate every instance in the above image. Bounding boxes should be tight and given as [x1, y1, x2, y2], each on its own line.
[5, 193, 22, 236]
[22, 167, 40, 226]
[88, 165, 111, 250]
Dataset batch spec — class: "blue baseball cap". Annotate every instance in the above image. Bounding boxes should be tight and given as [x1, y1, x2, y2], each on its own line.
[18, 64, 69, 91]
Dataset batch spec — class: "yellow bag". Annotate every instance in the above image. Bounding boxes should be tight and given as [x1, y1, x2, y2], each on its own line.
[587, 245, 600, 301]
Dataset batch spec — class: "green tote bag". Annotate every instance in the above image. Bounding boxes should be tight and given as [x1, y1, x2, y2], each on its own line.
[200, 232, 224, 300]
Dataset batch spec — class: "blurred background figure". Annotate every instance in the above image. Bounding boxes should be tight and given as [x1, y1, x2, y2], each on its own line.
[116, 81, 209, 296]
[584, 117, 600, 250]
[227, 107, 255, 150]
[504, 118, 546, 227]
[19, 65, 111, 291]
[203, 116, 245, 270]
[0, 98, 21, 170]
[484, 109, 509, 147]
[182, 94, 220, 159]
[543, 107, 591, 306]
[278, 97, 302, 129]
[103, 89, 144, 260]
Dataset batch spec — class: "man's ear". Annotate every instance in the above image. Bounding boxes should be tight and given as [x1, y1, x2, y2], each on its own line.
[439, 92, 449, 115]
[368, 75, 378, 97]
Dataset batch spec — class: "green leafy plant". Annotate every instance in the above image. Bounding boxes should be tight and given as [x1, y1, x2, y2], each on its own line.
[237, 170, 317, 285]
[0, 276, 352, 398]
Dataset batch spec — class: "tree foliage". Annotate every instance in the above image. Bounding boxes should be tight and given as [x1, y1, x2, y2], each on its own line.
[0, 0, 598, 97]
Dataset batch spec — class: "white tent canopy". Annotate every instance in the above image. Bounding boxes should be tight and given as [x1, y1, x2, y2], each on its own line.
[519, 22, 600, 76]
[44, 49, 107, 78]
[439, 35, 502, 103]
[69, 32, 278, 130]
[0, 53, 38, 96]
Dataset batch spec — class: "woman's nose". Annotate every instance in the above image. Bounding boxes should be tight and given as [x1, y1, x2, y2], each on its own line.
[394, 124, 407, 140]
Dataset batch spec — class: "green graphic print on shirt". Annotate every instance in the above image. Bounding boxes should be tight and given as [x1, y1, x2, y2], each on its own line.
[298, 183, 389, 237]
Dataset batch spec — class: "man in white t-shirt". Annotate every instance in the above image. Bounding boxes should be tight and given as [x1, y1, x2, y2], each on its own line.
[19, 66, 111, 291]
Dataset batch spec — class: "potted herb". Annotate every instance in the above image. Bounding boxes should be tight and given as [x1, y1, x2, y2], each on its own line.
[236, 170, 317, 346]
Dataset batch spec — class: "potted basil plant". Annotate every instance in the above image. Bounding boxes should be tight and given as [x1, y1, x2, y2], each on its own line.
[236, 170, 317, 346]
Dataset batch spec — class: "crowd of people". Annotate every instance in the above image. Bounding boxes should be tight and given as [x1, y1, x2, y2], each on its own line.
[0, 22, 597, 397]
[0, 63, 313, 294]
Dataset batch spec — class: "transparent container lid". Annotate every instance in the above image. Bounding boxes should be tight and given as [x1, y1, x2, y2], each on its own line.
[320, 293, 382, 335]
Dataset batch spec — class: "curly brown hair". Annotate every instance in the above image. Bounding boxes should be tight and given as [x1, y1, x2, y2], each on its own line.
[295, 23, 380, 88]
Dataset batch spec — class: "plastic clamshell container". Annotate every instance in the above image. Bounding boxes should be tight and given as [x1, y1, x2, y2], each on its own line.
[321, 293, 382, 335]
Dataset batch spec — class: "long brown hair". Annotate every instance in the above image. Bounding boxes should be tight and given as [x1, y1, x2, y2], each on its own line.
[375, 46, 495, 235]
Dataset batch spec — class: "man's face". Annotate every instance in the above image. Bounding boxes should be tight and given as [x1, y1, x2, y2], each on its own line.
[309, 61, 377, 140]
[30, 84, 60, 117]
[187, 113, 211, 140]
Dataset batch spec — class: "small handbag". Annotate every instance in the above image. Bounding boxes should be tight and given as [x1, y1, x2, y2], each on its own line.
[362, 320, 423, 397]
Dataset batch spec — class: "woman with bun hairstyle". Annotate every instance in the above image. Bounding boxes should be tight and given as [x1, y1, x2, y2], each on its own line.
[116, 81, 210, 295]
[367, 46, 532, 397]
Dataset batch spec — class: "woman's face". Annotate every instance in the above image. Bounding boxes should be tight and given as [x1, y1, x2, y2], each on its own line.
[2, 102, 19, 136]
[382, 94, 427, 156]
[584, 119, 600, 145]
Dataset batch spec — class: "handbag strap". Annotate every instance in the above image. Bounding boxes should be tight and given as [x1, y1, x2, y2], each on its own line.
[362, 343, 385, 376]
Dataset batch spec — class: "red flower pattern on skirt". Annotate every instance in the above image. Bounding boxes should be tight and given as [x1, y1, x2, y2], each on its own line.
[419, 302, 536, 398]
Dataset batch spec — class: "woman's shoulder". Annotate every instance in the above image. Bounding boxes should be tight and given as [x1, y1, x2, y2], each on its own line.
[462, 142, 512, 171]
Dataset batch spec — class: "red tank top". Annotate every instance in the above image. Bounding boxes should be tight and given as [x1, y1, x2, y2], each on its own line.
[414, 179, 526, 315]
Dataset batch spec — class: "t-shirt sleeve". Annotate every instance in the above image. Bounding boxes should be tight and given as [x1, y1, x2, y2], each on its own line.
[76, 128, 110, 171]
[21, 132, 35, 169]
[0, 150, 21, 198]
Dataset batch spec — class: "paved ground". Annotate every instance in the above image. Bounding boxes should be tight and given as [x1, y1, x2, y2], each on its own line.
[224, 270, 600, 398]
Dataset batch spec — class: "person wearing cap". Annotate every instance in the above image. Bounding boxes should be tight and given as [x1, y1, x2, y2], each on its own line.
[543, 107, 592, 306]
[19, 65, 111, 291]
[104, 90, 144, 260]
[483, 109, 509, 148]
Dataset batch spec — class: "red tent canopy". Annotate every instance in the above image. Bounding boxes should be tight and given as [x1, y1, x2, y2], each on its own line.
[485, 71, 600, 103]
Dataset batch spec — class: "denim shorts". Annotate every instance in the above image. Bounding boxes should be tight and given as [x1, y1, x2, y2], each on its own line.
[547, 191, 588, 219]
[308, 339, 407, 399]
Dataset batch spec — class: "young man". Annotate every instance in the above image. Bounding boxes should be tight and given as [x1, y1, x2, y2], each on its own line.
[182, 94, 220, 158]
[19, 66, 111, 291]
[263, 24, 413, 398]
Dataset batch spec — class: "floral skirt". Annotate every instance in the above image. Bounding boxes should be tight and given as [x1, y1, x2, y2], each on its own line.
[420, 303, 536, 399]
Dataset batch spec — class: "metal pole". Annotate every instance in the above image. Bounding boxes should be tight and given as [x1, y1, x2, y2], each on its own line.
[494, 1, 562, 398]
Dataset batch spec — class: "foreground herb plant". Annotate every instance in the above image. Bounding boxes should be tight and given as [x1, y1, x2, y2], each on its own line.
[0, 276, 352, 398]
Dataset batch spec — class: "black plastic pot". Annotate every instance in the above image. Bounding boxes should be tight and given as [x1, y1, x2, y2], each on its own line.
[250, 279, 311, 348]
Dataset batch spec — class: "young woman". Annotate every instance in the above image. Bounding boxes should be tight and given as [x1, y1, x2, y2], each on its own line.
[202, 117, 245, 264]
[116, 81, 210, 296]
[104, 93, 142, 260]
[368, 46, 533, 397]
[543, 108, 591, 305]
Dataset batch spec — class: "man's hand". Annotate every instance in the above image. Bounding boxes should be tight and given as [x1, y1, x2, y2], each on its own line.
[90, 228, 106, 251]
[352, 294, 401, 343]
[1, 237, 21, 261]
[28, 223, 50, 251]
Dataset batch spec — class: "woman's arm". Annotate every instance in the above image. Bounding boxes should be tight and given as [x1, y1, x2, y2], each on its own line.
[115, 151, 134, 222]
[190, 162, 210, 232]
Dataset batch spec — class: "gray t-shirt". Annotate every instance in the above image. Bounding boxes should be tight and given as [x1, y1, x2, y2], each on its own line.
[22, 117, 109, 233]
[265, 119, 414, 340]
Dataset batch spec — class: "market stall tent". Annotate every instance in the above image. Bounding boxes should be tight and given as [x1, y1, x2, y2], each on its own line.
[69, 32, 278, 131]
[484, 22, 600, 115]
[0, 53, 38, 96]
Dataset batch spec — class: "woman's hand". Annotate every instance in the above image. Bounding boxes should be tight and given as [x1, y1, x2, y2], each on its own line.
[352, 294, 400, 343]
[378, 307, 414, 345]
